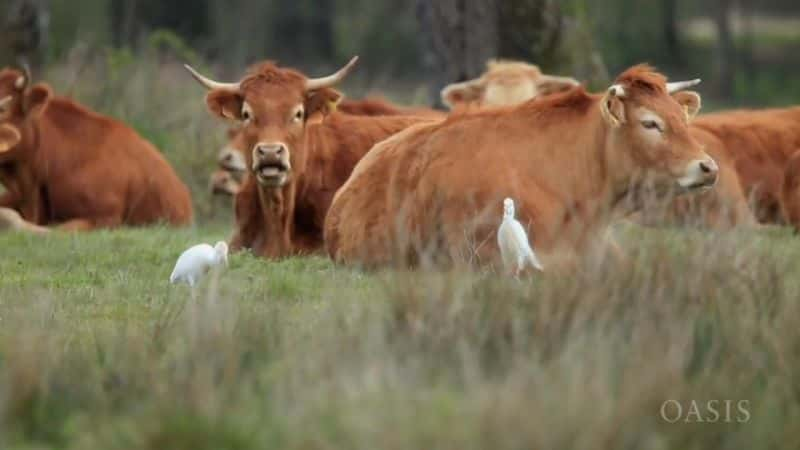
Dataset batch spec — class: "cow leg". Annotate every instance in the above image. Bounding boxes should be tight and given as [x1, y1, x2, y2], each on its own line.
[0, 207, 49, 234]
[56, 216, 121, 232]
[0, 191, 20, 209]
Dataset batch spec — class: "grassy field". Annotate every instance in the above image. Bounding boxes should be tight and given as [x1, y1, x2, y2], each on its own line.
[2, 224, 800, 449]
[3, 47, 800, 448]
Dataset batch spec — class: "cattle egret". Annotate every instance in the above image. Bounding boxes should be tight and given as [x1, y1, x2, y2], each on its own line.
[170, 241, 229, 287]
[497, 198, 544, 276]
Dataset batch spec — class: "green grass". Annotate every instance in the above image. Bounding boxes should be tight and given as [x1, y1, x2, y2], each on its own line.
[2, 225, 800, 449]
[4, 45, 800, 449]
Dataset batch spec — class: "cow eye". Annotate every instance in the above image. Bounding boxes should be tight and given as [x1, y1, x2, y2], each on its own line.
[641, 120, 661, 131]
[292, 108, 304, 123]
[242, 110, 251, 121]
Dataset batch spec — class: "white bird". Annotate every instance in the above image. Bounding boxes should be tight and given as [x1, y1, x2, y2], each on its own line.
[497, 198, 544, 276]
[170, 241, 229, 287]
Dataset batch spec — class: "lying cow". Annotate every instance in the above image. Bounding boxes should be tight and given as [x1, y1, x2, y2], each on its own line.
[209, 99, 444, 197]
[690, 107, 800, 226]
[325, 65, 718, 270]
[339, 97, 444, 119]
[441, 60, 755, 229]
[441, 60, 579, 111]
[186, 57, 436, 258]
[0, 68, 193, 231]
[210, 127, 248, 196]
[781, 150, 800, 231]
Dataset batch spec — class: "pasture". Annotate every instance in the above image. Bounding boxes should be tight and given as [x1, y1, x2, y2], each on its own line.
[2, 224, 800, 448]
[3, 50, 800, 449]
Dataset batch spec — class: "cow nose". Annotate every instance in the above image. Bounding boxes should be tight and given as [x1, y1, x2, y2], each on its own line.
[700, 158, 718, 177]
[695, 158, 719, 185]
[255, 143, 287, 158]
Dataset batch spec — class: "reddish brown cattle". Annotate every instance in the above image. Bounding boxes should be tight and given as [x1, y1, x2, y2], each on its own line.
[210, 127, 248, 196]
[439, 59, 755, 229]
[339, 97, 444, 119]
[441, 60, 579, 110]
[186, 58, 436, 258]
[325, 66, 718, 270]
[690, 108, 800, 226]
[0, 68, 193, 231]
[209, 100, 444, 197]
[781, 150, 800, 231]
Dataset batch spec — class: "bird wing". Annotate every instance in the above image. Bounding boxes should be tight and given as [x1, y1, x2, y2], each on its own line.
[172, 245, 214, 282]
[508, 220, 544, 271]
[497, 221, 519, 266]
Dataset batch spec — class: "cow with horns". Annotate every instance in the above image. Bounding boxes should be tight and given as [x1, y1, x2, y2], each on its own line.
[185, 57, 437, 258]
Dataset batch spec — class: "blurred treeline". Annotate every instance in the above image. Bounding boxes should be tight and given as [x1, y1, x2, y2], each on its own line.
[2, 0, 800, 107]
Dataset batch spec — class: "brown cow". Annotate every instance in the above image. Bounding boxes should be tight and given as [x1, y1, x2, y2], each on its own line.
[441, 60, 579, 110]
[0, 68, 193, 231]
[210, 127, 248, 196]
[781, 150, 800, 231]
[186, 58, 436, 258]
[339, 97, 444, 119]
[325, 65, 718, 270]
[440, 59, 755, 229]
[690, 108, 800, 226]
[209, 100, 444, 197]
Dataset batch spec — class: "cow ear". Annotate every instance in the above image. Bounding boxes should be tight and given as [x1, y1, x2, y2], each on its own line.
[600, 92, 627, 128]
[206, 90, 245, 121]
[441, 78, 485, 110]
[672, 91, 702, 121]
[305, 88, 342, 118]
[24, 84, 52, 118]
[535, 75, 580, 96]
[0, 124, 21, 153]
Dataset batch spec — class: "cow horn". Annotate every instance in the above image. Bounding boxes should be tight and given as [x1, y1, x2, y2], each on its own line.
[184, 64, 241, 91]
[305, 56, 359, 91]
[667, 79, 701, 94]
[14, 61, 32, 90]
[608, 84, 626, 97]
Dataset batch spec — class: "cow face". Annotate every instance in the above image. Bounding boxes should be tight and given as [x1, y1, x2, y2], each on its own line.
[187, 58, 358, 189]
[0, 68, 53, 132]
[601, 66, 717, 195]
[217, 128, 248, 176]
[441, 60, 579, 109]
[210, 169, 241, 196]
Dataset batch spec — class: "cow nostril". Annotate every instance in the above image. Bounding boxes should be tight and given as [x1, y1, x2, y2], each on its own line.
[699, 162, 712, 174]
[224, 154, 232, 162]
[276, 146, 285, 156]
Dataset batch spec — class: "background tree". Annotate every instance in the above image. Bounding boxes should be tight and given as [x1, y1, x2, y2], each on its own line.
[416, 0, 498, 107]
[714, 0, 735, 97]
[1, 0, 49, 68]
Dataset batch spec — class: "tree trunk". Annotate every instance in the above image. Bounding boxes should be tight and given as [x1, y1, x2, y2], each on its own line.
[1, 0, 49, 69]
[497, 0, 562, 66]
[714, 0, 735, 97]
[661, 0, 682, 66]
[110, 0, 139, 47]
[416, 0, 498, 107]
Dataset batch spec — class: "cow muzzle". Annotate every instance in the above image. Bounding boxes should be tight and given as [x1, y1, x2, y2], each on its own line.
[677, 157, 719, 191]
[210, 170, 241, 196]
[252, 143, 291, 187]
[217, 147, 247, 174]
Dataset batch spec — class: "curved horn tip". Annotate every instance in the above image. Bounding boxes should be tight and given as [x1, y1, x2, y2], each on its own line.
[305, 56, 361, 91]
[183, 64, 240, 91]
[608, 84, 625, 97]
[667, 78, 702, 93]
